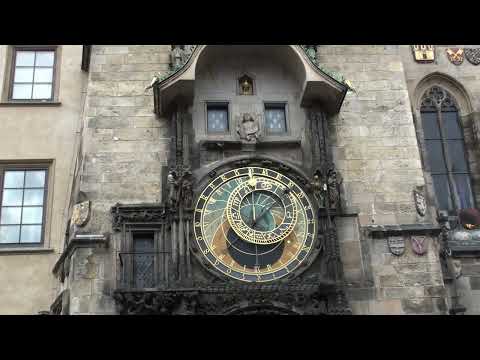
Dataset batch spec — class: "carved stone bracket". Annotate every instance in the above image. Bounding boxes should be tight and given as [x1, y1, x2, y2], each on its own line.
[52, 233, 109, 282]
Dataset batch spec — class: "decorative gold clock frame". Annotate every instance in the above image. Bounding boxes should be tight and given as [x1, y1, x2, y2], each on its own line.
[193, 166, 317, 283]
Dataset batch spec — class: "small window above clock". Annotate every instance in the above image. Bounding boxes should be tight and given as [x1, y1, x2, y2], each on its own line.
[265, 103, 287, 135]
[207, 103, 229, 134]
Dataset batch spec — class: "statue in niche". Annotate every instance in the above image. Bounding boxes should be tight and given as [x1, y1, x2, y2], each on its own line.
[327, 169, 342, 209]
[170, 46, 184, 70]
[239, 75, 254, 96]
[311, 173, 326, 208]
[181, 170, 194, 209]
[237, 113, 260, 142]
[167, 170, 180, 208]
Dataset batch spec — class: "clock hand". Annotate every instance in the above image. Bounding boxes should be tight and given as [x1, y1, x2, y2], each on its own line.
[253, 188, 290, 227]
[252, 200, 276, 227]
[251, 192, 256, 226]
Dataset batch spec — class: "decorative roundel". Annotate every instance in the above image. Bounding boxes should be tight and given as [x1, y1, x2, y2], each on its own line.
[193, 166, 316, 283]
[226, 169, 297, 245]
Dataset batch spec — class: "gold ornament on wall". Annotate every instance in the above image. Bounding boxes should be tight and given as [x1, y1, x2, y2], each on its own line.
[238, 75, 254, 95]
[412, 45, 435, 62]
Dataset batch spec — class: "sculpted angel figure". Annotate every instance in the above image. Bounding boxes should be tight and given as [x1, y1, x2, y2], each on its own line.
[237, 113, 260, 142]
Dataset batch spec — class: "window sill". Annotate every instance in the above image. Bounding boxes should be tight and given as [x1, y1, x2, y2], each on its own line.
[0, 247, 55, 255]
[0, 101, 61, 107]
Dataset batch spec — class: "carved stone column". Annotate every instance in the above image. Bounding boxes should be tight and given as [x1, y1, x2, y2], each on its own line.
[309, 108, 351, 314]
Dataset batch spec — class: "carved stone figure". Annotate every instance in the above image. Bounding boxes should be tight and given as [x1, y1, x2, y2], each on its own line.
[327, 169, 341, 209]
[473, 118, 480, 147]
[167, 170, 180, 208]
[170, 45, 196, 71]
[240, 77, 253, 95]
[311, 173, 326, 208]
[237, 113, 260, 142]
[181, 171, 194, 209]
[170, 46, 184, 70]
[388, 236, 405, 256]
[71, 200, 91, 227]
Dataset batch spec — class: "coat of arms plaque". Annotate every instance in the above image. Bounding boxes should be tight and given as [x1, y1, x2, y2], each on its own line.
[71, 200, 91, 227]
[410, 236, 428, 256]
[465, 48, 480, 65]
[388, 236, 405, 256]
[446, 48, 464, 65]
[412, 45, 435, 62]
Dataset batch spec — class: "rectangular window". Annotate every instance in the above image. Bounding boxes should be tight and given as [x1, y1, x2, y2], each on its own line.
[132, 232, 155, 288]
[207, 103, 229, 133]
[0, 168, 47, 244]
[265, 103, 287, 134]
[10, 48, 56, 101]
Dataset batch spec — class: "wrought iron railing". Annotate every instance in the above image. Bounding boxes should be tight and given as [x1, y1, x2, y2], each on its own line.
[118, 251, 171, 289]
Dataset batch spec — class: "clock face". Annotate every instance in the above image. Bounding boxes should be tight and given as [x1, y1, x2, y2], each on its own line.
[193, 166, 316, 283]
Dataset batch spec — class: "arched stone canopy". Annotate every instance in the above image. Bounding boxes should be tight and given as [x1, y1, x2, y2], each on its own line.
[153, 45, 348, 116]
[413, 72, 474, 116]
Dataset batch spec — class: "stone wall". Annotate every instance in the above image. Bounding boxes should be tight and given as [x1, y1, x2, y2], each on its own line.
[65, 45, 173, 314]
[318, 45, 426, 227]
[81, 45, 172, 234]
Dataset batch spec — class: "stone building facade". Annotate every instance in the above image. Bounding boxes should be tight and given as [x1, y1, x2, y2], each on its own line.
[1, 45, 479, 315]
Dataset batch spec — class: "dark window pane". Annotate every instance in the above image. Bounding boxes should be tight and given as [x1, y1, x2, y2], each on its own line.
[3, 171, 25, 188]
[207, 106, 228, 133]
[25, 171, 45, 188]
[0, 225, 20, 243]
[20, 225, 42, 243]
[442, 111, 463, 139]
[421, 111, 440, 139]
[1, 207, 22, 225]
[133, 233, 155, 288]
[446, 140, 468, 172]
[265, 106, 287, 134]
[432, 174, 453, 211]
[425, 140, 447, 173]
[453, 174, 474, 209]
[2, 189, 23, 206]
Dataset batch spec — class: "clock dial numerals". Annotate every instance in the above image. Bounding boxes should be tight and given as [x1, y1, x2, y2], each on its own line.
[193, 167, 316, 283]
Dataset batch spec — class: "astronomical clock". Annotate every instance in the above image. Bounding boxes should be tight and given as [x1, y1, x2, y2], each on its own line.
[112, 45, 351, 315]
[194, 166, 316, 283]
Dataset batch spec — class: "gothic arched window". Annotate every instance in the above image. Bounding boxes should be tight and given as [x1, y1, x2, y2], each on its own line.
[420, 86, 474, 214]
